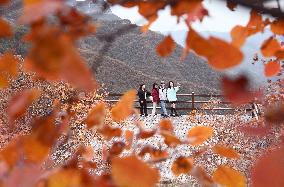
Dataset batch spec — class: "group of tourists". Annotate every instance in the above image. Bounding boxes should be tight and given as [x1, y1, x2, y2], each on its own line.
[137, 81, 181, 117]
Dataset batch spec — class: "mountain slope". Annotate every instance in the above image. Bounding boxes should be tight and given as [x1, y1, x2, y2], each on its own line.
[0, 0, 221, 94]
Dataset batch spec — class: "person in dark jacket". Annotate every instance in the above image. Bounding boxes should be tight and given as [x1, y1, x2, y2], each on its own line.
[137, 84, 151, 116]
[151, 83, 160, 115]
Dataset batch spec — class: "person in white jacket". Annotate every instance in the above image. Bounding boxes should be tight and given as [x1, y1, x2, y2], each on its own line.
[159, 81, 169, 117]
[167, 81, 180, 116]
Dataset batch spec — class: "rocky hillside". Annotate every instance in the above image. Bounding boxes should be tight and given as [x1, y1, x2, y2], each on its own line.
[0, 0, 220, 94]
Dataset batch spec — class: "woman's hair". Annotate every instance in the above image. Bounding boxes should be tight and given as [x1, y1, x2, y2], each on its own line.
[153, 83, 158, 89]
[168, 81, 174, 89]
[139, 84, 145, 90]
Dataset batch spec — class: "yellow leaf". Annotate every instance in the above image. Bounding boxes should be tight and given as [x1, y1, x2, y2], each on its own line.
[213, 165, 246, 187]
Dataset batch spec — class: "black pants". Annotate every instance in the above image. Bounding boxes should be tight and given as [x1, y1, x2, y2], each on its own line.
[139, 99, 147, 115]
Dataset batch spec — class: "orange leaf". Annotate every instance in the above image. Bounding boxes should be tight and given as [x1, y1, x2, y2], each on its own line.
[246, 10, 266, 36]
[185, 28, 214, 58]
[109, 142, 125, 156]
[0, 52, 19, 77]
[19, 0, 64, 24]
[187, 126, 213, 146]
[0, 18, 12, 38]
[252, 146, 284, 187]
[161, 131, 182, 148]
[7, 89, 41, 123]
[264, 61, 281, 77]
[99, 125, 122, 140]
[138, 146, 168, 162]
[171, 156, 194, 176]
[141, 15, 157, 33]
[191, 166, 215, 187]
[207, 37, 243, 70]
[271, 18, 284, 35]
[261, 37, 282, 57]
[0, 75, 8, 88]
[213, 145, 240, 159]
[212, 165, 246, 187]
[156, 35, 176, 57]
[231, 25, 247, 48]
[221, 75, 262, 105]
[159, 119, 174, 133]
[111, 89, 136, 122]
[23, 136, 50, 163]
[111, 155, 160, 187]
[24, 26, 96, 91]
[0, 138, 21, 168]
[125, 130, 134, 150]
[137, 129, 156, 139]
[85, 102, 106, 129]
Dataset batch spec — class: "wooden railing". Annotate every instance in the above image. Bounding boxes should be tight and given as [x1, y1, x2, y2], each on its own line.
[106, 92, 253, 113]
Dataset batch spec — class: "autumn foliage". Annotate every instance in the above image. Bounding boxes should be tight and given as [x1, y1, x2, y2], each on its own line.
[0, 0, 284, 187]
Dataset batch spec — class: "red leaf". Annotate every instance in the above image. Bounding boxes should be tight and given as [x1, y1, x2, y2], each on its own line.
[0, 18, 13, 38]
[252, 146, 284, 187]
[185, 3, 208, 24]
[8, 89, 41, 123]
[221, 75, 261, 105]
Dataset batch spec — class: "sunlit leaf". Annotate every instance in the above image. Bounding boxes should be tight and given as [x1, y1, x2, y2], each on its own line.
[0, 18, 13, 38]
[111, 89, 136, 122]
[111, 155, 160, 187]
[156, 35, 176, 57]
[213, 145, 240, 159]
[212, 165, 246, 187]
[85, 102, 106, 129]
[264, 61, 281, 77]
[187, 126, 213, 146]
[7, 89, 41, 123]
[252, 146, 284, 187]
[171, 156, 194, 176]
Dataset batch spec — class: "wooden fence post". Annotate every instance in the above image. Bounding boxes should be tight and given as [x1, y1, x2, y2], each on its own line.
[191, 92, 195, 109]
